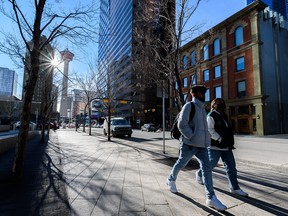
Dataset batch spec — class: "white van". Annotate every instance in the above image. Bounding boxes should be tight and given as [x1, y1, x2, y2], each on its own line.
[103, 117, 132, 137]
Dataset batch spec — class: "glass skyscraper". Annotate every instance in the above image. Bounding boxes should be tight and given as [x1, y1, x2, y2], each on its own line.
[97, 0, 134, 119]
[247, 0, 288, 18]
[97, 0, 175, 127]
[0, 67, 18, 97]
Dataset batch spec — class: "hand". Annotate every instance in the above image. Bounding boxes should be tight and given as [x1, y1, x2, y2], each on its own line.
[217, 136, 222, 143]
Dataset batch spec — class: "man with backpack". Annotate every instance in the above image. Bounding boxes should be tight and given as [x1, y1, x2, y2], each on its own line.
[166, 85, 227, 211]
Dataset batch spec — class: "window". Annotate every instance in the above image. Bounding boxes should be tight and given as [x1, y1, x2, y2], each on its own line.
[213, 38, 220, 55]
[205, 88, 210, 102]
[235, 26, 244, 46]
[203, 44, 209, 60]
[182, 55, 188, 69]
[214, 86, 222, 98]
[190, 51, 196, 66]
[183, 77, 188, 88]
[191, 74, 196, 85]
[214, 65, 221, 79]
[236, 56, 245, 71]
[203, 69, 209, 82]
[184, 93, 188, 102]
[237, 80, 246, 97]
[175, 82, 178, 90]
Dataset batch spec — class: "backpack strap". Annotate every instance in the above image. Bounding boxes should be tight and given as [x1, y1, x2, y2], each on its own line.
[189, 102, 195, 122]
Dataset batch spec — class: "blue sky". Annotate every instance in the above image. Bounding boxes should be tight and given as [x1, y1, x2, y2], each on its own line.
[0, 0, 246, 99]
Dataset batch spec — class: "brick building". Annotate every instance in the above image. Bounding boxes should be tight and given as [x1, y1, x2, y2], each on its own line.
[177, 1, 288, 135]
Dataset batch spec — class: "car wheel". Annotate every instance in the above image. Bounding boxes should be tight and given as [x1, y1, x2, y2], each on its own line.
[104, 129, 107, 136]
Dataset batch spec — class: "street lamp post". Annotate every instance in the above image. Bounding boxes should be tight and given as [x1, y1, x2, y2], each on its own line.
[162, 80, 166, 154]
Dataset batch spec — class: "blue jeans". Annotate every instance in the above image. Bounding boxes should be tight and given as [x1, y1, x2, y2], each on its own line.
[168, 142, 214, 199]
[197, 148, 240, 191]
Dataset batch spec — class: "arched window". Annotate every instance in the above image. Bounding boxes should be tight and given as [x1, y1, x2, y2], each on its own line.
[182, 55, 187, 69]
[203, 44, 209, 60]
[213, 38, 220, 55]
[235, 26, 244, 46]
[190, 51, 196, 66]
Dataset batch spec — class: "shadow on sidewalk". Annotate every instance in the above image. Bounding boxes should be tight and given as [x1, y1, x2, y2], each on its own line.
[214, 187, 288, 216]
[0, 131, 70, 216]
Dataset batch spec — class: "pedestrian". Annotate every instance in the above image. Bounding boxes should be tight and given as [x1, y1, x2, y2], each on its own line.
[166, 85, 227, 211]
[195, 98, 248, 197]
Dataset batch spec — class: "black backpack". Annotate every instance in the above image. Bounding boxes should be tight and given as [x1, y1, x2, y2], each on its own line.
[170, 102, 195, 139]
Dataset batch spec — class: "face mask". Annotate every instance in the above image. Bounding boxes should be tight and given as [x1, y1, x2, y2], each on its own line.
[216, 104, 226, 112]
[196, 96, 205, 102]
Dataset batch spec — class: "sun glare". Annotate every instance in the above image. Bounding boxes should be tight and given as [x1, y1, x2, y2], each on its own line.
[51, 58, 59, 67]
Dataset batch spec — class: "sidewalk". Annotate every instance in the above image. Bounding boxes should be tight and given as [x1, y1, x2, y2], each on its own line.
[0, 129, 287, 216]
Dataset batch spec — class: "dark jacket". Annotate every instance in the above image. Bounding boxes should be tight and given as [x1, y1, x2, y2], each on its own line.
[208, 111, 234, 149]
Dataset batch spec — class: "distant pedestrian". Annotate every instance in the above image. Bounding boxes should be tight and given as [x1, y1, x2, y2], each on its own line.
[166, 85, 227, 211]
[196, 98, 248, 197]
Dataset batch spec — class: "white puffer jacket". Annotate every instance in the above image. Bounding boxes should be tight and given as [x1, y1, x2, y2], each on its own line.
[178, 98, 210, 148]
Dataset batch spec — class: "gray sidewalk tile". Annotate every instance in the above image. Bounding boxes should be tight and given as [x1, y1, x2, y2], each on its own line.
[91, 194, 121, 216]
[120, 186, 145, 212]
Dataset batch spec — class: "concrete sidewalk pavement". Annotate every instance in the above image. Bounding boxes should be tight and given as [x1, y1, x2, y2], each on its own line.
[0, 129, 287, 216]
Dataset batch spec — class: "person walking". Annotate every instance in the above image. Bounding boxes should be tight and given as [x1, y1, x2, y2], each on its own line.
[195, 98, 248, 197]
[166, 85, 227, 211]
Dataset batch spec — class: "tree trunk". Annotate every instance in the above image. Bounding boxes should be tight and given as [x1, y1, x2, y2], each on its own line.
[13, 51, 40, 179]
[13, 71, 39, 179]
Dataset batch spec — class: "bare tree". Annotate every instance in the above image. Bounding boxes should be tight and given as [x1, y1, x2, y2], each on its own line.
[73, 69, 99, 135]
[133, 0, 205, 111]
[0, 0, 99, 179]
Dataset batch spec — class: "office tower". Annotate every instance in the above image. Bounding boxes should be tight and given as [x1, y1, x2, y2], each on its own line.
[247, 0, 288, 18]
[0, 67, 18, 97]
[22, 36, 54, 122]
[59, 48, 74, 118]
[97, 0, 175, 127]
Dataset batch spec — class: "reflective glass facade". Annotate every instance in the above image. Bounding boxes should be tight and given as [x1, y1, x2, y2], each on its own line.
[247, 0, 288, 18]
[0, 67, 17, 96]
[97, 0, 133, 117]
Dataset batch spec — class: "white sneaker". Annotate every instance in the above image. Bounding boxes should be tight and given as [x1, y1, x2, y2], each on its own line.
[206, 195, 227, 211]
[195, 171, 204, 185]
[230, 188, 249, 197]
[166, 178, 178, 193]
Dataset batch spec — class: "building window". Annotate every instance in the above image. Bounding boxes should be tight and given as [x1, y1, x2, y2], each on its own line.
[184, 93, 188, 102]
[191, 74, 196, 85]
[190, 51, 196, 66]
[203, 44, 209, 60]
[175, 82, 178, 90]
[237, 80, 246, 97]
[214, 86, 222, 98]
[236, 56, 245, 71]
[214, 65, 221, 79]
[235, 26, 244, 46]
[213, 38, 220, 55]
[205, 88, 210, 102]
[203, 69, 209, 82]
[182, 55, 187, 69]
[183, 77, 188, 88]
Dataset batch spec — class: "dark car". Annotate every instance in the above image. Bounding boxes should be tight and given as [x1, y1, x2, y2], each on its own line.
[141, 123, 157, 132]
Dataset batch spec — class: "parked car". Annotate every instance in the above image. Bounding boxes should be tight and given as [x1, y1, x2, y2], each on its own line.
[103, 117, 132, 137]
[141, 123, 157, 132]
[14, 121, 37, 130]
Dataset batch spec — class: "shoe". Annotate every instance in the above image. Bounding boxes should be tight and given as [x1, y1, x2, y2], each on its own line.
[166, 178, 178, 193]
[206, 195, 227, 211]
[195, 171, 204, 185]
[230, 188, 248, 197]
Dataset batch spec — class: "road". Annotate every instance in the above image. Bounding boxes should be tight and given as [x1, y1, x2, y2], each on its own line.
[88, 127, 288, 171]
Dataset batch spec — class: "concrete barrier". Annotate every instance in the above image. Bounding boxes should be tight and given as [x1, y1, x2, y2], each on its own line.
[0, 131, 40, 154]
[0, 125, 10, 132]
